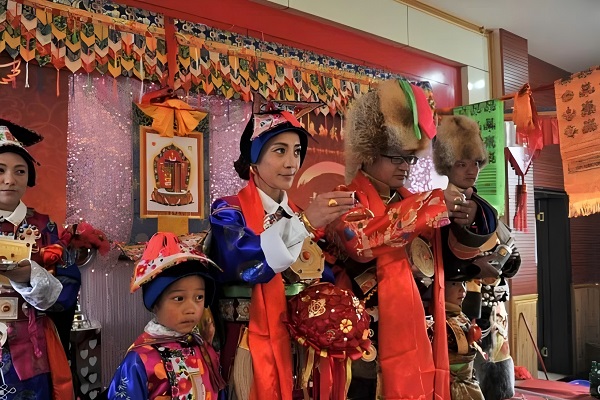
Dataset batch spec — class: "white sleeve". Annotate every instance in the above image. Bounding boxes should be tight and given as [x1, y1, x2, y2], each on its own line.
[10, 261, 62, 311]
[260, 216, 309, 273]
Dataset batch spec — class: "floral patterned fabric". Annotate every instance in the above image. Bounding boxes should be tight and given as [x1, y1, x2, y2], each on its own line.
[327, 171, 451, 400]
[107, 330, 219, 400]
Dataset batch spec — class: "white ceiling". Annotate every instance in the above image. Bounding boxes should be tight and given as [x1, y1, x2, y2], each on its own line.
[415, 0, 600, 73]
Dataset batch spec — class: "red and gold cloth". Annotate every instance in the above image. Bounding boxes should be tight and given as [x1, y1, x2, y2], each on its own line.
[328, 171, 451, 400]
[555, 66, 600, 217]
[286, 283, 371, 400]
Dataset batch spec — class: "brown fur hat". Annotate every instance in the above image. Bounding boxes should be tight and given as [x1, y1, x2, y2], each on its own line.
[344, 79, 432, 183]
[433, 115, 488, 176]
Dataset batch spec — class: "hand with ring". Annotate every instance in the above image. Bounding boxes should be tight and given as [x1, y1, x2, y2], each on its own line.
[445, 187, 477, 226]
[303, 191, 355, 229]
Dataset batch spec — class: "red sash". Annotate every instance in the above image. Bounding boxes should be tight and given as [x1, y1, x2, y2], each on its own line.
[348, 172, 450, 400]
[237, 179, 294, 400]
[44, 317, 75, 400]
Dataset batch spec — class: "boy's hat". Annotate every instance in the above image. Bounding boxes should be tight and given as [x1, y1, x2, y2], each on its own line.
[432, 115, 488, 176]
[130, 232, 220, 310]
[0, 120, 41, 187]
[344, 79, 436, 184]
[142, 261, 216, 310]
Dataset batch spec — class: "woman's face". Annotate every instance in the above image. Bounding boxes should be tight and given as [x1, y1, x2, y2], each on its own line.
[445, 281, 467, 306]
[253, 131, 302, 201]
[0, 152, 28, 211]
[448, 160, 481, 190]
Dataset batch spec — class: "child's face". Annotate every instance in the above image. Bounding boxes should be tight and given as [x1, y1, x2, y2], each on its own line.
[154, 275, 206, 334]
[445, 281, 466, 306]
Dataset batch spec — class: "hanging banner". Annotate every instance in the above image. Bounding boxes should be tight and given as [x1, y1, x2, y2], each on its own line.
[0, 0, 406, 111]
[555, 66, 600, 217]
[453, 100, 506, 216]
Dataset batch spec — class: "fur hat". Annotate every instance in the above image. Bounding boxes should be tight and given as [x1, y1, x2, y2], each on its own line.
[433, 115, 488, 176]
[344, 79, 434, 183]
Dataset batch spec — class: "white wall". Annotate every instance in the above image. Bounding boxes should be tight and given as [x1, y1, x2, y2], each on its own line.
[255, 0, 491, 102]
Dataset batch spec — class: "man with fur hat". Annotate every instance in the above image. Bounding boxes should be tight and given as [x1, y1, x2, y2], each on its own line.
[326, 79, 478, 400]
[433, 115, 521, 400]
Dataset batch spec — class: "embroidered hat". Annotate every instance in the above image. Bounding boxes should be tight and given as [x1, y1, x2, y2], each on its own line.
[234, 110, 310, 180]
[130, 232, 220, 310]
[0, 124, 38, 187]
[344, 79, 436, 184]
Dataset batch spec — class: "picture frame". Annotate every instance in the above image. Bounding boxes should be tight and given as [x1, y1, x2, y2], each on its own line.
[139, 126, 204, 218]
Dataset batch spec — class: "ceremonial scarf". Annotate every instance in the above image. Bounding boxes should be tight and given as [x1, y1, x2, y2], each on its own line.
[237, 178, 294, 400]
[348, 172, 450, 400]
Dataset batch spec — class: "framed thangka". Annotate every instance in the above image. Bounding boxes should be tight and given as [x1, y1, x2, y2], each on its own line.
[140, 126, 204, 218]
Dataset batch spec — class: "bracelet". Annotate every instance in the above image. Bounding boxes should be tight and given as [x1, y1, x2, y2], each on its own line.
[299, 212, 318, 234]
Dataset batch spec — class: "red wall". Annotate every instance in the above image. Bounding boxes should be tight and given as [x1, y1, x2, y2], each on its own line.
[0, 56, 68, 224]
[120, 0, 462, 107]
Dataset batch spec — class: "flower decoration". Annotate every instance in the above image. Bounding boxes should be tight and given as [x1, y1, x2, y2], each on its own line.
[60, 221, 111, 255]
[285, 282, 371, 400]
[39, 243, 64, 274]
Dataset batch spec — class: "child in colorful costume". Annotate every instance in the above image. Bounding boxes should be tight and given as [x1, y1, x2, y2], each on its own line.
[107, 232, 225, 399]
[432, 115, 521, 400]
[0, 120, 76, 400]
[209, 109, 354, 400]
[444, 271, 484, 400]
[326, 79, 481, 399]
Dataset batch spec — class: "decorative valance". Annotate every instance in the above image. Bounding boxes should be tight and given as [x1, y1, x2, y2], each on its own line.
[0, 0, 415, 112]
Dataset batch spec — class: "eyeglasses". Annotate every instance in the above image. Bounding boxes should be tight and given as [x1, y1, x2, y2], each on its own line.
[380, 154, 419, 165]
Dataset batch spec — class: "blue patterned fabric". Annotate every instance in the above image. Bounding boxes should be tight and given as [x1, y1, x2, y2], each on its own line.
[209, 198, 276, 285]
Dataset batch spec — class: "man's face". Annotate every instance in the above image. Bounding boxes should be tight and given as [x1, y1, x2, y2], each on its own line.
[363, 152, 417, 190]
[448, 159, 481, 190]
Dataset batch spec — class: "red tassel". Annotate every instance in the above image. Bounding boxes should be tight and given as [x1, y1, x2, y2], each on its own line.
[332, 358, 346, 400]
[513, 179, 528, 232]
[319, 356, 333, 400]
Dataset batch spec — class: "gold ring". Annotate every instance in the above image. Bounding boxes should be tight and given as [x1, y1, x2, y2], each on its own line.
[328, 198, 338, 207]
[466, 213, 469, 219]
[454, 204, 459, 211]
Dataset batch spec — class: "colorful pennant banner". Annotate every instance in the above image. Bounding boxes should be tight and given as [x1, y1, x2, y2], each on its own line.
[0, 0, 424, 112]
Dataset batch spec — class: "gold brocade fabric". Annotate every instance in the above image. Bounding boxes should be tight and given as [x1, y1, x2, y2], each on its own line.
[446, 303, 484, 400]
[449, 362, 484, 400]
